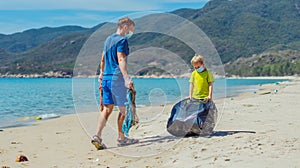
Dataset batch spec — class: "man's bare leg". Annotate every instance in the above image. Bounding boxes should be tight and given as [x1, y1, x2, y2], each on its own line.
[116, 106, 139, 146]
[117, 106, 126, 140]
[95, 104, 114, 138]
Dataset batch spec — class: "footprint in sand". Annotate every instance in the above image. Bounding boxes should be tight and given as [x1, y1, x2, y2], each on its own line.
[125, 160, 132, 163]
[243, 104, 254, 107]
[201, 148, 207, 152]
[55, 132, 65, 134]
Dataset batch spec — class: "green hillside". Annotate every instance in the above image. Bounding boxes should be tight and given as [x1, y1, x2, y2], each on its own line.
[0, 26, 88, 53]
[173, 0, 300, 62]
[12, 32, 90, 74]
[225, 48, 300, 76]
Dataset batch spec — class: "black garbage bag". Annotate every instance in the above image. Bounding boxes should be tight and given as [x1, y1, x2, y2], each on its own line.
[167, 98, 218, 137]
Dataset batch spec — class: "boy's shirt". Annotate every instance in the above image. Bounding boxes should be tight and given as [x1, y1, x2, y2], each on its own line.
[189, 70, 214, 99]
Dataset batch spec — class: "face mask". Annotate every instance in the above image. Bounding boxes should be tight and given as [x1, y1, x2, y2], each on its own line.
[124, 31, 133, 39]
[196, 66, 205, 73]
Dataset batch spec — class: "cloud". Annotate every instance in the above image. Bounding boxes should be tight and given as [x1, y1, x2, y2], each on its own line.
[0, 20, 44, 35]
[0, 0, 211, 34]
[163, 0, 209, 2]
[0, 0, 210, 11]
[51, 13, 110, 23]
[48, 11, 129, 26]
[0, 0, 160, 11]
[0, 10, 142, 34]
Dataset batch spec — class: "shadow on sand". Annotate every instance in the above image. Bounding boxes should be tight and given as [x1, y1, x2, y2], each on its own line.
[178, 130, 256, 138]
[136, 135, 180, 148]
[104, 135, 179, 150]
[104, 131, 256, 149]
[209, 130, 256, 137]
[132, 130, 256, 146]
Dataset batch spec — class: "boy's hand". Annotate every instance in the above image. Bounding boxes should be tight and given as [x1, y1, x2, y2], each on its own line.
[208, 96, 212, 100]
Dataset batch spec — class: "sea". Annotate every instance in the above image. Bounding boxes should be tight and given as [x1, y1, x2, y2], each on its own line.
[0, 78, 288, 128]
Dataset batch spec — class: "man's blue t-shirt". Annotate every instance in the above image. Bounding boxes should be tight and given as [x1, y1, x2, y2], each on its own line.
[103, 33, 129, 80]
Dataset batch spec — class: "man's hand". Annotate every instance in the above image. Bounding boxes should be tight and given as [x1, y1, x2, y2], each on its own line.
[98, 72, 103, 83]
[124, 76, 134, 89]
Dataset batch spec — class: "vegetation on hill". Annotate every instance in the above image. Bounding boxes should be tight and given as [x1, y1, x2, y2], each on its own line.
[173, 0, 300, 63]
[225, 48, 300, 76]
[0, 26, 88, 53]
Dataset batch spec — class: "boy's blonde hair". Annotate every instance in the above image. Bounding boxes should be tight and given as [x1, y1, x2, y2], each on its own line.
[191, 55, 204, 65]
[118, 17, 135, 28]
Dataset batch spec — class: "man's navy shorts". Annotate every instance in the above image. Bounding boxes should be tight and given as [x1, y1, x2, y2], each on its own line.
[102, 79, 127, 106]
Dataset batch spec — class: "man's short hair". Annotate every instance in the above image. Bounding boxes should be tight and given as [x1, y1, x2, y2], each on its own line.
[118, 17, 135, 28]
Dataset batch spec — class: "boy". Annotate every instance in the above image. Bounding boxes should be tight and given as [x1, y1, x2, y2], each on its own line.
[189, 55, 214, 101]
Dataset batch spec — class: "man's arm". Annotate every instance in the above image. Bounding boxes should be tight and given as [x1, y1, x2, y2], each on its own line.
[117, 52, 132, 88]
[117, 52, 128, 77]
[100, 52, 105, 73]
[98, 52, 105, 82]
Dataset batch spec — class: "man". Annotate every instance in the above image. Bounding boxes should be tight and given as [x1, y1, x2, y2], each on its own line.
[91, 17, 138, 149]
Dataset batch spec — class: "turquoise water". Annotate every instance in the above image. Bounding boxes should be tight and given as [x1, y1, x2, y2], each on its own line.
[0, 78, 287, 127]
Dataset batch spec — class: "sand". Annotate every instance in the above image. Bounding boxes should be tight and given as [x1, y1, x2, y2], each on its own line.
[1, 77, 299, 168]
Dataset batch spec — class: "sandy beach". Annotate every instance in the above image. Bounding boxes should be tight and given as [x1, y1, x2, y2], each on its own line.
[1, 77, 299, 168]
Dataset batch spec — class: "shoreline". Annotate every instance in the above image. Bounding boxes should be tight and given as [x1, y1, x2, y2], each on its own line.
[226, 75, 298, 80]
[0, 77, 294, 130]
[1, 77, 299, 167]
[0, 71, 298, 79]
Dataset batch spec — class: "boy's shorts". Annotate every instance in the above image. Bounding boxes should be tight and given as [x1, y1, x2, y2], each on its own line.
[102, 79, 127, 106]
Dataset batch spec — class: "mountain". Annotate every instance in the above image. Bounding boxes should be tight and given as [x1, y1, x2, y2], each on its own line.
[0, 26, 88, 53]
[12, 31, 90, 74]
[0, 23, 107, 76]
[173, 0, 300, 63]
[0, 0, 299, 77]
[0, 48, 13, 67]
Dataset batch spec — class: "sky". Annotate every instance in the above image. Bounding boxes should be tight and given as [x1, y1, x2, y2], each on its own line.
[0, 0, 209, 35]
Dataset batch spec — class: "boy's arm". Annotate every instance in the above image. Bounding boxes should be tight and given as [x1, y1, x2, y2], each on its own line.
[189, 82, 194, 100]
[208, 82, 213, 100]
